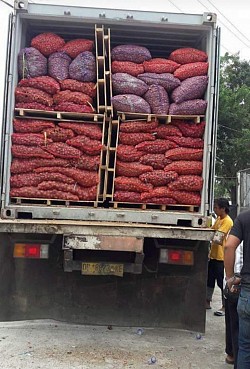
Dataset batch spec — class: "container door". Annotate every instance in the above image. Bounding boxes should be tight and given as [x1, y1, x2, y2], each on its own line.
[0, 12, 14, 203]
[208, 27, 221, 212]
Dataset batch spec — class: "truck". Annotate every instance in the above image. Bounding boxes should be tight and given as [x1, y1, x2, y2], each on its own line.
[0, 0, 219, 332]
[237, 168, 250, 214]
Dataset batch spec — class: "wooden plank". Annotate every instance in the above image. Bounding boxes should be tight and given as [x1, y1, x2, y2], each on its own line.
[15, 108, 104, 122]
[117, 111, 205, 124]
[11, 197, 102, 207]
[111, 201, 199, 212]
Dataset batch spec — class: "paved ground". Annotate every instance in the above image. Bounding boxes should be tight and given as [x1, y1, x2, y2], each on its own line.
[0, 287, 229, 369]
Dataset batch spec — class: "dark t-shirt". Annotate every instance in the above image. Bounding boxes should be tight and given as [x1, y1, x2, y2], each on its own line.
[230, 210, 250, 286]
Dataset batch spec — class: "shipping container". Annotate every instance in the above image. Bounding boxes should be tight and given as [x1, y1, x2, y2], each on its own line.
[0, 1, 219, 332]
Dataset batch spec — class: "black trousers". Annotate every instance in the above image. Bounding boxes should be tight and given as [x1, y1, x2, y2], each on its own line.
[207, 259, 225, 306]
[225, 297, 239, 369]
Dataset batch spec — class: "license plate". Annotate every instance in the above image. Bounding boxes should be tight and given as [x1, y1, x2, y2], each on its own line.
[81, 262, 124, 277]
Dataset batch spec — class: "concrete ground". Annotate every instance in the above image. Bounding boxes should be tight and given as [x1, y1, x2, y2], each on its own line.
[0, 287, 229, 369]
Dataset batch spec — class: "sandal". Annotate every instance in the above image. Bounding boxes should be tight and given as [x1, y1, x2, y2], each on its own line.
[214, 309, 225, 316]
[225, 355, 234, 364]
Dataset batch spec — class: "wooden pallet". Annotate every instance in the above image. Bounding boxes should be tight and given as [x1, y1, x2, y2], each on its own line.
[15, 108, 105, 123]
[95, 25, 106, 114]
[111, 201, 199, 212]
[104, 28, 113, 116]
[117, 112, 205, 124]
[11, 197, 102, 208]
[95, 25, 113, 115]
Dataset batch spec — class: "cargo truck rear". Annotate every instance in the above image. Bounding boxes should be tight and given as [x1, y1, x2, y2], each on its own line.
[0, 1, 219, 332]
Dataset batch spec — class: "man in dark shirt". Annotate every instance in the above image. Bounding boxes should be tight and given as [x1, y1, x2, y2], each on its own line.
[224, 209, 250, 369]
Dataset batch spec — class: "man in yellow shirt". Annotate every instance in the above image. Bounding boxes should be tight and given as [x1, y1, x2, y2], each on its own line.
[206, 198, 233, 315]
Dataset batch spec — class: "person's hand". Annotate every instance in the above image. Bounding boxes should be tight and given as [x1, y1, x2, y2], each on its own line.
[226, 276, 241, 292]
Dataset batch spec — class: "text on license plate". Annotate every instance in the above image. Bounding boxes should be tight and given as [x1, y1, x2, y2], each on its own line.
[81, 262, 124, 277]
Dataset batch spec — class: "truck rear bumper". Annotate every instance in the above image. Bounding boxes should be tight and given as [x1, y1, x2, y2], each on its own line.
[0, 219, 214, 241]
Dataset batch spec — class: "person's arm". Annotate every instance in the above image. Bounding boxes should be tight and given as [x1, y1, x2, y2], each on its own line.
[224, 234, 241, 288]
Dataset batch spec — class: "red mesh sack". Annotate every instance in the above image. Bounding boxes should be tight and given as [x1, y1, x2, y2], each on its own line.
[119, 120, 158, 133]
[38, 181, 97, 200]
[53, 90, 93, 106]
[77, 186, 97, 201]
[59, 122, 102, 140]
[155, 124, 182, 138]
[40, 172, 75, 184]
[11, 133, 50, 146]
[172, 120, 205, 138]
[167, 136, 204, 148]
[139, 154, 172, 170]
[34, 167, 99, 187]
[164, 161, 203, 175]
[15, 103, 54, 111]
[165, 147, 203, 161]
[116, 161, 153, 177]
[60, 80, 96, 98]
[168, 175, 203, 191]
[45, 142, 81, 159]
[169, 48, 208, 65]
[11, 173, 43, 188]
[15, 87, 53, 106]
[43, 127, 75, 142]
[117, 145, 143, 162]
[141, 187, 174, 201]
[139, 170, 178, 186]
[31, 33, 65, 56]
[114, 176, 153, 193]
[11, 158, 69, 174]
[13, 119, 55, 133]
[174, 62, 209, 81]
[112, 61, 144, 77]
[114, 191, 142, 203]
[145, 197, 177, 205]
[12, 145, 54, 159]
[60, 39, 94, 58]
[143, 58, 180, 73]
[54, 102, 94, 113]
[66, 136, 103, 156]
[170, 190, 201, 205]
[70, 155, 100, 171]
[10, 186, 79, 201]
[119, 132, 155, 146]
[10, 172, 75, 188]
[18, 76, 60, 95]
[136, 139, 177, 154]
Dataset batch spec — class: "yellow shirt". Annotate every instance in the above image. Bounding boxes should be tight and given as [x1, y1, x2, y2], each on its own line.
[210, 215, 233, 261]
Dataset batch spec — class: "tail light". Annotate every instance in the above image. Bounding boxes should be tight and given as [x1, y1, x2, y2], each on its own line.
[14, 243, 49, 259]
[159, 249, 194, 266]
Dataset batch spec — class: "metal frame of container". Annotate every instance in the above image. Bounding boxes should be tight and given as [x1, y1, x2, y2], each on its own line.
[1, 2, 220, 227]
[237, 168, 250, 213]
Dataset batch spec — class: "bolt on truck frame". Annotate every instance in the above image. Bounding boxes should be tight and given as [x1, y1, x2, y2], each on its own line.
[0, 0, 219, 332]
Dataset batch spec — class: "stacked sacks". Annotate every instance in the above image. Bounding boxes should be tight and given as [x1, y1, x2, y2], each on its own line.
[111, 45, 208, 116]
[111, 45, 152, 113]
[169, 48, 208, 115]
[17, 33, 96, 113]
[10, 119, 103, 201]
[114, 119, 205, 206]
